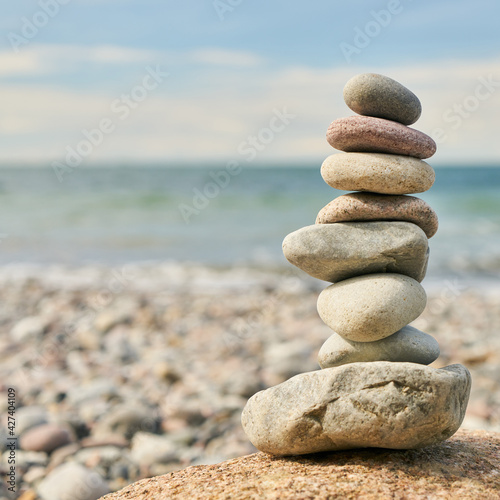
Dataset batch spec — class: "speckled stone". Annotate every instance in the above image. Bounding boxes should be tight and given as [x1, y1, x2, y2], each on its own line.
[242, 362, 471, 455]
[317, 325, 440, 368]
[321, 152, 435, 194]
[344, 73, 422, 125]
[100, 429, 500, 500]
[327, 116, 436, 159]
[316, 193, 438, 238]
[282, 222, 429, 283]
[317, 274, 427, 342]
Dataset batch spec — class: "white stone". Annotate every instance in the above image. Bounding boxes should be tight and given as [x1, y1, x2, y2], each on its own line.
[37, 462, 110, 500]
[317, 273, 427, 342]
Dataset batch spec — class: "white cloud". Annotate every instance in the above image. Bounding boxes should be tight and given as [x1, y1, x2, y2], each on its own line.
[0, 50, 44, 77]
[1, 55, 500, 165]
[189, 48, 264, 67]
[0, 44, 158, 77]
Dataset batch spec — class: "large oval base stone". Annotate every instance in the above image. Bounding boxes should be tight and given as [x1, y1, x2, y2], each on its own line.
[241, 362, 471, 456]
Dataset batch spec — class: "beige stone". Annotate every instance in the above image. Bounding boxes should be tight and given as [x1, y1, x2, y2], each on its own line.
[282, 222, 429, 283]
[100, 430, 500, 500]
[241, 362, 471, 456]
[321, 152, 435, 194]
[316, 192, 438, 238]
[317, 274, 426, 342]
[318, 325, 440, 368]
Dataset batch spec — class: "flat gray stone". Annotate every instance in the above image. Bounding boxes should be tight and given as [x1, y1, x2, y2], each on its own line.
[321, 152, 435, 195]
[317, 274, 427, 342]
[343, 73, 422, 125]
[318, 325, 440, 368]
[282, 222, 429, 283]
[241, 362, 471, 455]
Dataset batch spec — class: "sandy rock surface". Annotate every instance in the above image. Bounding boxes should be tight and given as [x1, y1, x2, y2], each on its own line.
[100, 429, 500, 500]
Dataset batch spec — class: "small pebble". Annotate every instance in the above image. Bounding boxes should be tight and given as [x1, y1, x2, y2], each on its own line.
[20, 424, 73, 454]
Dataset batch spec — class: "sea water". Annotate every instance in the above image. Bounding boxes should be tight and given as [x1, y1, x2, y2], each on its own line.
[0, 165, 499, 283]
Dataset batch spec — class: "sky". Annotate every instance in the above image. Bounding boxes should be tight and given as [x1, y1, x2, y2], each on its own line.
[1, 0, 500, 167]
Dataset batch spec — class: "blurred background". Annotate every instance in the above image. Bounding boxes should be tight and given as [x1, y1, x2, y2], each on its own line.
[0, 0, 499, 278]
[0, 1, 499, 498]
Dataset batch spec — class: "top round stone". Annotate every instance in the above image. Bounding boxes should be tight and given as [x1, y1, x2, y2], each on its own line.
[344, 73, 422, 126]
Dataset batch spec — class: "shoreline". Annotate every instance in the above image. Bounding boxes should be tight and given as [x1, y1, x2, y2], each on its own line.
[0, 261, 499, 496]
[0, 260, 498, 293]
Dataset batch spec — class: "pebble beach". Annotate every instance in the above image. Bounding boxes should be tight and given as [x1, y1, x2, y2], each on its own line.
[0, 262, 499, 498]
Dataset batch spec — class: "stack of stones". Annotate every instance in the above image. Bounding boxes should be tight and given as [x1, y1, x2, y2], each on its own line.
[242, 74, 471, 456]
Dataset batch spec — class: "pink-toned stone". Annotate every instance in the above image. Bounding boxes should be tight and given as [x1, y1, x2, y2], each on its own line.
[20, 423, 73, 453]
[326, 116, 436, 159]
[316, 193, 438, 238]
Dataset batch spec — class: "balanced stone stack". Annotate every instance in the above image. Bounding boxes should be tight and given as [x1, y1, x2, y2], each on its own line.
[242, 74, 471, 456]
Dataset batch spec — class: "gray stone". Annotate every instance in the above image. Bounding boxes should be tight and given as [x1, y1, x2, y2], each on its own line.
[93, 406, 158, 440]
[321, 152, 435, 194]
[282, 222, 429, 283]
[37, 462, 110, 500]
[74, 445, 124, 466]
[130, 432, 178, 466]
[343, 73, 422, 125]
[22, 465, 47, 484]
[15, 406, 48, 436]
[241, 362, 471, 455]
[317, 274, 427, 342]
[264, 339, 317, 385]
[318, 325, 440, 368]
[67, 380, 119, 405]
